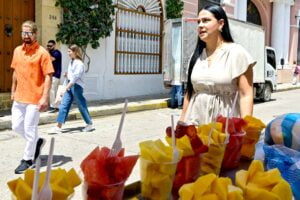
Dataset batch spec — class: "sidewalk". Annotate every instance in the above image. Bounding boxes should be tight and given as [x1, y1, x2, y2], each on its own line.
[0, 82, 299, 131]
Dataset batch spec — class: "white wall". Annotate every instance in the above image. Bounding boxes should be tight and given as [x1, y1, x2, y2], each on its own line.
[60, 28, 168, 101]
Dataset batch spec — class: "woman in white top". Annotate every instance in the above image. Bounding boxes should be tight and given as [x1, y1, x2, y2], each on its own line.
[179, 5, 256, 126]
[50, 44, 94, 133]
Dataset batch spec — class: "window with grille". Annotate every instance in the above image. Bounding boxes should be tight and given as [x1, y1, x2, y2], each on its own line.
[115, 0, 163, 74]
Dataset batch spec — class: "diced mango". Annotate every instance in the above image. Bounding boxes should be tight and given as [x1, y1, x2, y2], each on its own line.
[211, 178, 227, 200]
[7, 178, 21, 195]
[24, 169, 35, 187]
[179, 183, 194, 200]
[201, 194, 218, 200]
[247, 160, 264, 181]
[193, 173, 217, 198]
[15, 178, 32, 200]
[271, 180, 293, 200]
[235, 170, 248, 189]
[236, 160, 292, 200]
[51, 183, 70, 200]
[67, 168, 82, 188]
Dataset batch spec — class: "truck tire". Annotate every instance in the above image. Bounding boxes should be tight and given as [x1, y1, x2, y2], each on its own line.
[262, 83, 272, 102]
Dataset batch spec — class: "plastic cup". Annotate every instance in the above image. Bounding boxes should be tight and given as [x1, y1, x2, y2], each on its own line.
[140, 158, 178, 200]
[241, 129, 262, 159]
[199, 142, 227, 175]
[172, 153, 201, 195]
[82, 180, 125, 200]
[222, 132, 246, 169]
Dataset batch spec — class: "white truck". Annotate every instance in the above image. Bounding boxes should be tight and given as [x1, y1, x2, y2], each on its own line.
[163, 18, 277, 102]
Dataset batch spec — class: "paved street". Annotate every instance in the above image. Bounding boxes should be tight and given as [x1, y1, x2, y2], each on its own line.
[1, 89, 300, 199]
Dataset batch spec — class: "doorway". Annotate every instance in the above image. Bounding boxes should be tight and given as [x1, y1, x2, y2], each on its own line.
[0, 0, 35, 92]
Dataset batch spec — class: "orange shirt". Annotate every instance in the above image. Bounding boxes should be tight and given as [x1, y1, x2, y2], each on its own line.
[11, 42, 54, 104]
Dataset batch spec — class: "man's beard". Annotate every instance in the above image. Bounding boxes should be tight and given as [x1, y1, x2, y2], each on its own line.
[23, 39, 33, 44]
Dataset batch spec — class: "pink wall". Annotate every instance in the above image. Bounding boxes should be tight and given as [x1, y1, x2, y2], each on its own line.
[183, 0, 198, 17]
[251, 0, 272, 46]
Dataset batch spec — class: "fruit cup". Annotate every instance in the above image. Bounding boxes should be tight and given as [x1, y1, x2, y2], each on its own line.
[172, 153, 201, 195]
[82, 180, 125, 200]
[199, 142, 227, 175]
[140, 158, 178, 200]
[241, 129, 262, 159]
[222, 132, 245, 169]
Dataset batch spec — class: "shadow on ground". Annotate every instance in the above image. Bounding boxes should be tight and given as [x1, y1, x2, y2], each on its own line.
[38, 155, 73, 168]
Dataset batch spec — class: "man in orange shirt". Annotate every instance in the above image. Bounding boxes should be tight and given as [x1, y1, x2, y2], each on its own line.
[11, 20, 54, 174]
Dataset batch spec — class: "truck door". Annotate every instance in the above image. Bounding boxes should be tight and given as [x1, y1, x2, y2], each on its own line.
[265, 48, 277, 91]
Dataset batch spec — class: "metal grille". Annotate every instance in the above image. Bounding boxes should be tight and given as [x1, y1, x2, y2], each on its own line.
[115, 3, 163, 74]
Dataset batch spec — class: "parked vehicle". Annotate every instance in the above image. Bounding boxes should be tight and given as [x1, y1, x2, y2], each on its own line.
[163, 18, 277, 102]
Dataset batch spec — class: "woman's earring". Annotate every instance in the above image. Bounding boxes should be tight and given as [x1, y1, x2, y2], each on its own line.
[219, 27, 223, 32]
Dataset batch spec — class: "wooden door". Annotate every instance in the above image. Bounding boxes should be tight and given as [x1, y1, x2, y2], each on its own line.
[0, 0, 34, 92]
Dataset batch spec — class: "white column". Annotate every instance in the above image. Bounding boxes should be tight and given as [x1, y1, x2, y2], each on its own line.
[283, 4, 290, 65]
[271, 2, 285, 66]
[235, 0, 247, 21]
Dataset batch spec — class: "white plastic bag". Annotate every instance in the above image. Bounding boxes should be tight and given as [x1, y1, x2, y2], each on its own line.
[54, 79, 67, 107]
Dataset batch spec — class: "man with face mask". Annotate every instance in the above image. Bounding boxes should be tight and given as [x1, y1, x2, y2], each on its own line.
[10, 20, 54, 174]
[47, 40, 62, 112]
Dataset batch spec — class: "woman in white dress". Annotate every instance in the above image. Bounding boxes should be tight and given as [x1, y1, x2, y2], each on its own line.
[179, 5, 256, 126]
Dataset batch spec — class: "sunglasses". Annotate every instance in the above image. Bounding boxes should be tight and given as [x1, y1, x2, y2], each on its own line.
[21, 31, 34, 37]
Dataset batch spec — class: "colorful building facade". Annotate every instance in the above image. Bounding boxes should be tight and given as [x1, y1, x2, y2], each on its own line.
[181, 0, 300, 83]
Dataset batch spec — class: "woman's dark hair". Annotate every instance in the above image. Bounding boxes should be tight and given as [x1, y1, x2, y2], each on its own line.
[186, 4, 234, 100]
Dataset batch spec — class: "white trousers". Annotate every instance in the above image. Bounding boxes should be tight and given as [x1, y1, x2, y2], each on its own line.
[11, 101, 40, 160]
[49, 77, 61, 108]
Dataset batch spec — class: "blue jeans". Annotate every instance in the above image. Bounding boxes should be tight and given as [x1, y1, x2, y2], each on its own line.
[170, 85, 183, 108]
[57, 83, 92, 124]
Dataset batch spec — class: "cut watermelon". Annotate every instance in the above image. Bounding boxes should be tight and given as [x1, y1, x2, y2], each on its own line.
[80, 147, 100, 172]
[216, 115, 247, 134]
[172, 154, 201, 194]
[81, 146, 139, 200]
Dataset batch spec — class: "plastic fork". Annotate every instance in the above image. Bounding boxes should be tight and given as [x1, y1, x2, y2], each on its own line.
[109, 99, 128, 157]
[31, 157, 41, 200]
[224, 105, 230, 144]
[171, 115, 180, 162]
[38, 137, 55, 200]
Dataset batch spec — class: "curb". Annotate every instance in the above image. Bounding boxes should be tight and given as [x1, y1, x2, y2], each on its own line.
[276, 85, 300, 92]
[0, 98, 169, 131]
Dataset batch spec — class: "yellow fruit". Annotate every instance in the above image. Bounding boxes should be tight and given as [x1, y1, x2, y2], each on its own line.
[67, 168, 81, 188]
[7, 178, 20, 195]
[179, 183, 194, 200]
[251, 169, 281, 188]
[15, 178, 32, 200]
[247, 160, 264, 182]
[193, 173, 217, 198]
[201, 194, 218, 200]
[245, 184, 279, 200]
[51, 183, 70, 200]
[211, 178, 227, 200]
[227, 186, 244, 200]
[271, 180, 293, 200]
[24, 169, 35, 187]
[166, 135, 194, 157]
[235, 170, 248, 190]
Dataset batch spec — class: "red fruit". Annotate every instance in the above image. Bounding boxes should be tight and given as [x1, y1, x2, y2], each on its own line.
[166, 126, 172, 137]
[217, 115, 247, 134]
[173, 155, 201, 193]
[83, 159, 107, 185]
[81, 147, 101, 172]
[99, 147, 111, 160]
[118, 148, 125, 157]
[177, 125, 197, 138]
[222, 134, 244, 169]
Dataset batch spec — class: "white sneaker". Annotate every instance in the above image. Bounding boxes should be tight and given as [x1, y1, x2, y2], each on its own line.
[48, 126, 62, 134]
[82, 124, 95, 132]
